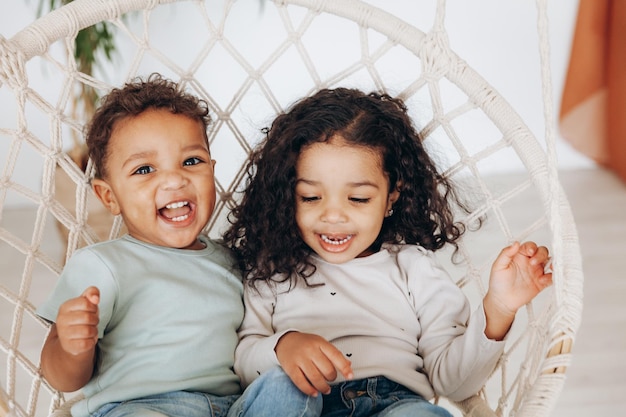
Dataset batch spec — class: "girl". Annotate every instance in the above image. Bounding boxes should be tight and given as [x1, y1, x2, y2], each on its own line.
[224, 88, 552, 417]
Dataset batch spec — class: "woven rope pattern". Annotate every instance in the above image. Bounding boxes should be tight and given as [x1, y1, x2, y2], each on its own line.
[0, 1, 583, 416]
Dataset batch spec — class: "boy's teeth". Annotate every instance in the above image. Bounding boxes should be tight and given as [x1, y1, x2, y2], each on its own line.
[165, 201, 188, 209]
[321, 234, 352, 245]
[160, 201, 191, 222]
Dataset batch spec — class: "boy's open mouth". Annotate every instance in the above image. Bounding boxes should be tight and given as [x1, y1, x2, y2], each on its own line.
[159, 200, 192, 222]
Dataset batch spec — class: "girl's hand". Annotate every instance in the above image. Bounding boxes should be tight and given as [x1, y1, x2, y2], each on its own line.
[275, 331, 353, 396]
[55, 286, 100, 355]
[483, 241, 552, 340]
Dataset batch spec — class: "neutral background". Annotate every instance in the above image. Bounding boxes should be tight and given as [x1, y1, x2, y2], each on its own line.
[1, 0, 592, 210]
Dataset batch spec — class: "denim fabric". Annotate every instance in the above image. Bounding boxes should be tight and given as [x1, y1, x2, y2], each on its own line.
[227, 366, 322, 417]
[228, 367, 452, 417]
[91, 391, 239, 417]
[322, 376, 453, 417]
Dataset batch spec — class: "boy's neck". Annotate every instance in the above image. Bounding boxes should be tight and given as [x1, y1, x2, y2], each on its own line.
[127, 234, 206, 250]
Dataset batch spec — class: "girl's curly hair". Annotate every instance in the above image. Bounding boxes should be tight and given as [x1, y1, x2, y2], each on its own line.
[86, 73, 211, 179]
[224, 87, 476, 286]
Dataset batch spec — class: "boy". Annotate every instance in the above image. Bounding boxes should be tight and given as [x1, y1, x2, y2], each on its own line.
[37, 74, 243, 417]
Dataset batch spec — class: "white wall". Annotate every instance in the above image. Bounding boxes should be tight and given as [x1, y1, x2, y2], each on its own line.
[0, 0, 592, 209]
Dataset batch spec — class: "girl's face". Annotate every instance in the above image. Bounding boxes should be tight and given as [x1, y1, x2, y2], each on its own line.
[295, 136, 399, 264]
[92, 109, 216, 250]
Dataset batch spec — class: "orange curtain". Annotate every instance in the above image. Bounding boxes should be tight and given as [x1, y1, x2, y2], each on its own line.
[560, 0, 626, 182]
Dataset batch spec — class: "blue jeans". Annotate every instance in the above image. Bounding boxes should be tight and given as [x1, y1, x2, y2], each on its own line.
[92, 391, 239, 417]
[227, 367, 452, 417]
[227, 367, 322, 417]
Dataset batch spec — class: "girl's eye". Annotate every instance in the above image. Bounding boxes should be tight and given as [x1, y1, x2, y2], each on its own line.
[133, 166, 154, 175]
[299, 195, 320, 203]
[183, 157, 203, 166]
[350, 197, 370, 204]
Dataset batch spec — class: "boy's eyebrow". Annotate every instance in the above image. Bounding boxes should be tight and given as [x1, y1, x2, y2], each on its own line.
[121, 143, 211, 169]
[173, 142, 212, 156]
[185, 143, 211, 155]
[122, 151, 155, 169]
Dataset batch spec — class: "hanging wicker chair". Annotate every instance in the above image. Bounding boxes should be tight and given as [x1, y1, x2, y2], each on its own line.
[0, 1, 583, 416]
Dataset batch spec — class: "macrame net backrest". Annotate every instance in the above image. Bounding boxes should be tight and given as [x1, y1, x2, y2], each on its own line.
[0, 0, 583, 416]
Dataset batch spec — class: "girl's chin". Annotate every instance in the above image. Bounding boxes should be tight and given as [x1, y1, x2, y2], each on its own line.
[314, 249, 357, 264]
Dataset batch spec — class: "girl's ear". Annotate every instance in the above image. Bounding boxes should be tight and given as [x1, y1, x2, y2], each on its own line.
[92, 179, 121, 215]
[387, 182, 401, 210]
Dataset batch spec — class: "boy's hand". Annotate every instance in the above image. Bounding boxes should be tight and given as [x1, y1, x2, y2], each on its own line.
[483, 242, 552, 340]
[55, 286, 100, 356]
[275, 331, 353, 397]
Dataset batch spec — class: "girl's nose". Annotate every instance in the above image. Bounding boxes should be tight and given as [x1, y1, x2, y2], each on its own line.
[320, 203, 348, 224]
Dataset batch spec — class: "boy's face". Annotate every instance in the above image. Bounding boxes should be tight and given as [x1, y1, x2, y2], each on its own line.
[92, 109, 216, 250]
[294, 135, 399, 264]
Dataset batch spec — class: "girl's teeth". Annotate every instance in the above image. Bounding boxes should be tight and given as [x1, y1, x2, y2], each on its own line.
[321, 234, 352, 245]
[165, 201, 188, 209]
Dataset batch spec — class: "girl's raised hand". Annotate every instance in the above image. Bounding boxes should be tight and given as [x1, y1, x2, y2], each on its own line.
[275, 331, 353, 397]
[483, 241, 552, 340]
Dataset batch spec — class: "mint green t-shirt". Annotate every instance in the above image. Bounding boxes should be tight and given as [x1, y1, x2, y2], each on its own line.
[37, 235, 243, 417]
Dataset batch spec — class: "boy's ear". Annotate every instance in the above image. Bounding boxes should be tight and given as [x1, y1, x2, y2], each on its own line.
[92, 179, 121, 215]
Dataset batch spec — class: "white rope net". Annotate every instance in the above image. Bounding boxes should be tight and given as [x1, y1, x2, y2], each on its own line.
[0, 0, 583, 416]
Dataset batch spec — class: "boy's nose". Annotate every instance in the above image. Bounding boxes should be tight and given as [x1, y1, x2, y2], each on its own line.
[160, 171, 188, 190]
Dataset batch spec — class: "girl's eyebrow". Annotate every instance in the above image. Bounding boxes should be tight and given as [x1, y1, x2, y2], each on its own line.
[296, 178, 380, 189]
[348, 181, 380, 189]
[295, 178, 316, 185]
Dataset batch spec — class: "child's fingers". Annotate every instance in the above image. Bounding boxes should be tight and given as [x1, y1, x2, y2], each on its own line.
[526, 246, 551, 275]
[62, 329, 99, 356]
[530, 245, 550, 263]
[300, 364, 332, 395]
[543, 257, 553, 274]
[55, 309, 99, 355]
[528, 246, 553, 290]
[300, 343, 353, 395]
[492, 241, 520, 271]
[288, 367, 321, 397]
[59, 295, 98, 317]
[539, 273, 553, 289]
[57, 289, 101, 348]
[57, 304, 99, 335]
[518, 241, 538, 257]
[81, 286, 100, 306]
[319, 344, 353, 381]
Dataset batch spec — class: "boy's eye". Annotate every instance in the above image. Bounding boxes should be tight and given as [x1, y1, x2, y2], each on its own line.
[133, 165, 154, 175]
[183, 157, 203, 166]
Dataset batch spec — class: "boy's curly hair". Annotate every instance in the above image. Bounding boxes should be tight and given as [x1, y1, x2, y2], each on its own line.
[85, 73, 211, 179]
[224, 87, 476, 286]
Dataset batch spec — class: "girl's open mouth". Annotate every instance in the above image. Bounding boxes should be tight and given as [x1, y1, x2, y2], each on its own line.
[318, 233, 354, 254]
[320, 234, 353, 245]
